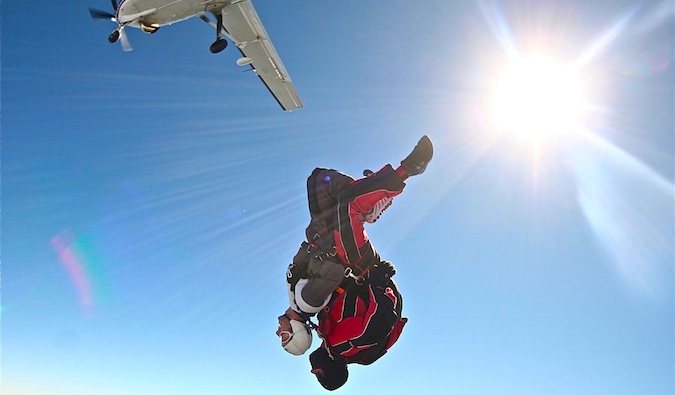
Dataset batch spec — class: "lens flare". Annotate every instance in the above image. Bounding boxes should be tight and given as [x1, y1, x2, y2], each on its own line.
[51, 231, 94, 316]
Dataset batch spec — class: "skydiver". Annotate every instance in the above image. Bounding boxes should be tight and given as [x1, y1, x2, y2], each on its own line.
[276, 135, 433, 389]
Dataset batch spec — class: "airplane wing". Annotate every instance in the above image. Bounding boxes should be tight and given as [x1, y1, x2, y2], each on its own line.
[218, 0, 303, 111]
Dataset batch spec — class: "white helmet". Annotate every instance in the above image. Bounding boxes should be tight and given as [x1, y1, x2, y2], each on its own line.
[281, 320, 313, 356]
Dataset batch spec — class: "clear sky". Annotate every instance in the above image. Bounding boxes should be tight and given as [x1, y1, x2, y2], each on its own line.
[2, 1, 673, 394]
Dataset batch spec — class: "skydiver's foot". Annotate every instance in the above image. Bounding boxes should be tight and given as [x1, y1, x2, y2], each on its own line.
[400, 135, 433, 176]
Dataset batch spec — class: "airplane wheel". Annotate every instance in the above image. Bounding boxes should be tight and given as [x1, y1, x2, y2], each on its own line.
[108, 30, 120, 43]
[210, 39, 228, 54]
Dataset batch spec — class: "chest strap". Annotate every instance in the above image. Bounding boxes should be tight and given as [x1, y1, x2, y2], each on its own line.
[301, 241, 367, 285]
[301, 241, 337, 261]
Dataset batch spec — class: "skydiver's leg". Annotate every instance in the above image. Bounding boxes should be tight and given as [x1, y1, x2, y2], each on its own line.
[334, 164, 405, 271]
[399, 135, 433, 177]
[301, 257, 344, 308]
[288, 246, 344, 314]
[306, 168, 354, 242]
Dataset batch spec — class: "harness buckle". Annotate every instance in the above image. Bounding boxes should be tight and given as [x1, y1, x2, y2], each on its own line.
[343, 267, 365, 285]
[326, 246, 338, 257]
[302, 241, 337, 261]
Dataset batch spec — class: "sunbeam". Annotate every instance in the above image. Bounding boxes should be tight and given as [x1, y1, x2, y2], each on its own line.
[573, 130, 672, 297]
[574, 7, 638, 68]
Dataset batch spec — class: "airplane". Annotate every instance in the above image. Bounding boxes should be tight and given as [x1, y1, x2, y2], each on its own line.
[89, 0, 303, 111]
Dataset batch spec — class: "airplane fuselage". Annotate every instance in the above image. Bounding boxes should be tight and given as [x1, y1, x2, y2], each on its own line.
[117, 0, 225, 29]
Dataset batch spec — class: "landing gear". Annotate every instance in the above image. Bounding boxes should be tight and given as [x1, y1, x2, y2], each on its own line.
[108, 29, 120, 43]
[89, 3, 131, 51]
[209, 12, 227, 54]
[210, 38, 228, 53]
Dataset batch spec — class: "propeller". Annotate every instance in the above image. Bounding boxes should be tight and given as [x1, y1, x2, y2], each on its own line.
[89, 0, 117, 20]
[88, 1, 133, 52]
[89, 8, 115, 20]
[119, 29, 132, 52]
[88, 8, 115, 20]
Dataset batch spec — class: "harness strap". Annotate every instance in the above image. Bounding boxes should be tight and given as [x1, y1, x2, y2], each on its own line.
[301, 241, 337, 261]
[300, 312, 319, 330]
[300, 241, 368, 286]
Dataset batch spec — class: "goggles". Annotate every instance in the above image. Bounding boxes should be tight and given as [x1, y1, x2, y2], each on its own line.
[278, 313, 295, 345]
[279, 330, 294, 345]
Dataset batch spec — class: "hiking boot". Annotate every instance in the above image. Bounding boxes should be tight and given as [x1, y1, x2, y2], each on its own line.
[400, 135, 433, 176]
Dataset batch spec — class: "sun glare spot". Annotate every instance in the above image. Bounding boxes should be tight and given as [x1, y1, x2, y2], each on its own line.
[492, 57, 584, 143]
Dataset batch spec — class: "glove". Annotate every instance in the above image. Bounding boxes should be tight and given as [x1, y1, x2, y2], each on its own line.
[370, 261, 396, 288]
[379, 261, 396, 277]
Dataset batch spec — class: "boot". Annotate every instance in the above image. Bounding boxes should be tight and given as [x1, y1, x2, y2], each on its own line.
[400, 135, 433, 176]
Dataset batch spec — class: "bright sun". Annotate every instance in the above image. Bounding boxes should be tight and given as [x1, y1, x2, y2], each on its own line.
[492, 56, 584, 143]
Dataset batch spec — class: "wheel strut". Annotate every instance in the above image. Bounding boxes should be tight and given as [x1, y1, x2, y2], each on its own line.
[209, 12, 228, 53]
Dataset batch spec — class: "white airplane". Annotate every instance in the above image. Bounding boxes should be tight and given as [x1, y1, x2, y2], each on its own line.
[89, 0, 303, 111]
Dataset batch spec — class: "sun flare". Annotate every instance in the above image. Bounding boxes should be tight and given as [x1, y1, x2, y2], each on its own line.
[492, 56, 584, 143]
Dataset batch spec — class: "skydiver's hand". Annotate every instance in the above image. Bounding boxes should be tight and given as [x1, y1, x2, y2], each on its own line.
[370, 261, 396, 288]
[379, 261, 396, 277]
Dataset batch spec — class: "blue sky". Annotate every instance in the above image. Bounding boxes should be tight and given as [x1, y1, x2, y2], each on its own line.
[2, 1, 673, 394]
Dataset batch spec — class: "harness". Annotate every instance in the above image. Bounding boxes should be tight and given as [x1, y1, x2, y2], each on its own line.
[301, 240, 337, 262]
[299, 311, 319, 330]
[301, 241, 367, 286]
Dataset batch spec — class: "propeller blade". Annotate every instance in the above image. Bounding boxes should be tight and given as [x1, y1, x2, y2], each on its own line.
[89, 8, 115, 20]
[119, 28, 132, 52]
[111, 0, 118, 11]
